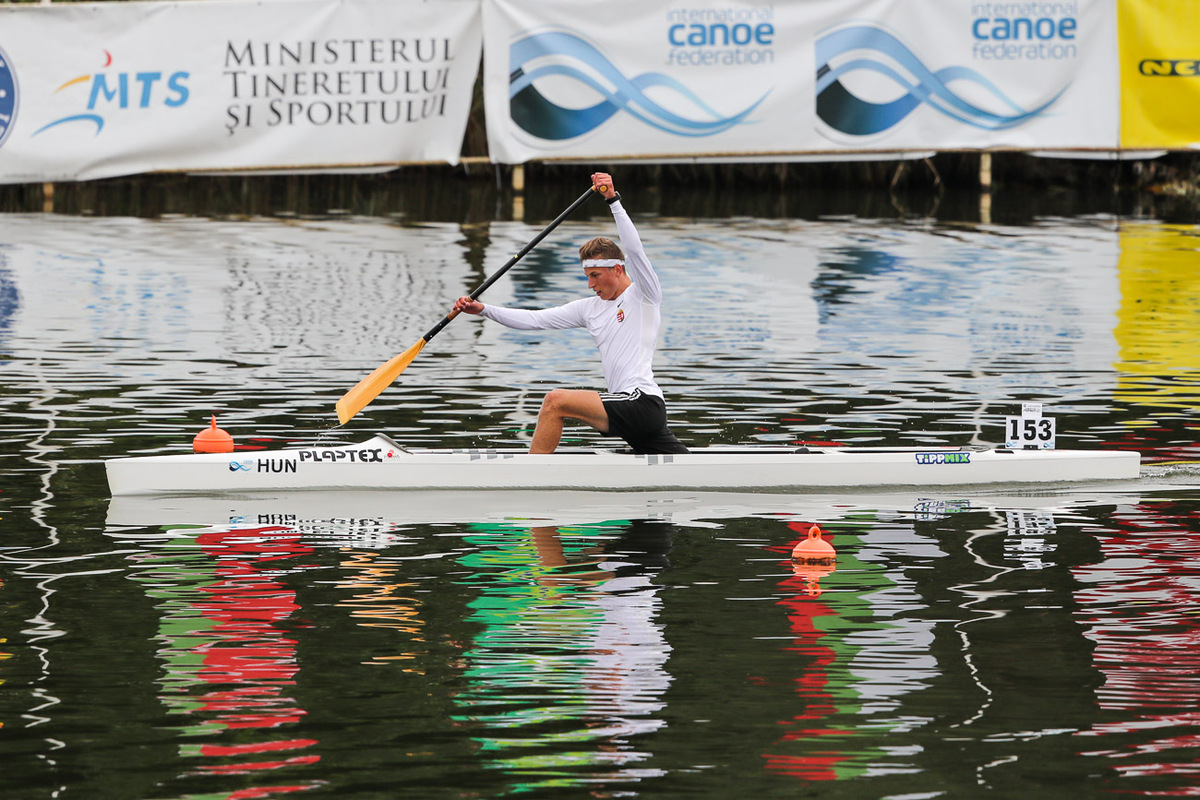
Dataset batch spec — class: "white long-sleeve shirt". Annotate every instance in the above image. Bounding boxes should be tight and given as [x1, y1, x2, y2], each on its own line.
[480, 199, 665, 399]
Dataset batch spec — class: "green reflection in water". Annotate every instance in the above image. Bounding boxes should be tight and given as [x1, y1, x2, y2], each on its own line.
[450, 521, 670, 790]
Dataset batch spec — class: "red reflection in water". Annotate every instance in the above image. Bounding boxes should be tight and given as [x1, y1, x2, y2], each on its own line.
[201, 739, 321, 757]
[150, 525, 322, 787]
[1073, 500, 1200, 783]
[759, 523, 849, 781]
[201, 755, 321, 775]
[1098, 426, 1200, 465]
[190, 526, 314, 740]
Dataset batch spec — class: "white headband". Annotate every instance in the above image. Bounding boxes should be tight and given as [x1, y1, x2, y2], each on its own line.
[581, 258, 624, 268]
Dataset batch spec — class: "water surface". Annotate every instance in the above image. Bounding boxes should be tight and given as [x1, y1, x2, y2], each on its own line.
[2, 206, 1200, 798]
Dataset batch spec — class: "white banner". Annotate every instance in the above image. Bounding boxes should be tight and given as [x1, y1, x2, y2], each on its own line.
[483, 0, 1118, 163]
[0, 0, 481, 183]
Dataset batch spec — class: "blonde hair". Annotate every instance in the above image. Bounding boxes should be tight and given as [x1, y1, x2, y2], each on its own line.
[579, 236, 624, 263]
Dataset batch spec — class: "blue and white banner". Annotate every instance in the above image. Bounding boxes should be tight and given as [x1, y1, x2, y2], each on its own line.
[0, 0, 481, 184]
[0, 0, 1122, 180]
[483, 0, 1118, 162]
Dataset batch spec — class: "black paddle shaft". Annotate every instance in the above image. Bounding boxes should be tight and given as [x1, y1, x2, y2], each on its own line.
[420, 187, 597, 342]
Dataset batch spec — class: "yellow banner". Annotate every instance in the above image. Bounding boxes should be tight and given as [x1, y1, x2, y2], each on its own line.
[1119, 0, 1200, 148]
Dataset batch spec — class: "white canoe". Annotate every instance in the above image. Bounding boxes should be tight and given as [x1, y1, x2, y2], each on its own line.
[104, 434, 1141, 496]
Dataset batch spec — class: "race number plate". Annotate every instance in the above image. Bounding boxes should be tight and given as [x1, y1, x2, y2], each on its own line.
[1005, 405, 1056, 449]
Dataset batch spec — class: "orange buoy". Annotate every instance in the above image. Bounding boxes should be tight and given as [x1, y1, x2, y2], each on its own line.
[193, 415, 234, 453]
[791, 524, 835, 563]
[791, 525, 836, 597]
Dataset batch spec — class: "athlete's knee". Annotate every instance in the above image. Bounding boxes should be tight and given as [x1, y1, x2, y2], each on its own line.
[539, 389, 571, 417]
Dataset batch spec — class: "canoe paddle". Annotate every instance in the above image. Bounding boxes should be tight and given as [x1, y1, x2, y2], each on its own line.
[335, 186, 597, 425]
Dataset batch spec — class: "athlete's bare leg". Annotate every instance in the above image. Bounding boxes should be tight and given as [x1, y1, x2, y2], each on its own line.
[531, 389, 609, 454]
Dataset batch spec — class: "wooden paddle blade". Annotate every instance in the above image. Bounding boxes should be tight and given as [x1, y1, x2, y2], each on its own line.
[335, 339, 427, 424]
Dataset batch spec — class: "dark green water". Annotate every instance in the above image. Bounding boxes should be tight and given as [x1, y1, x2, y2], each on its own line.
[2, 193, 1200, 798]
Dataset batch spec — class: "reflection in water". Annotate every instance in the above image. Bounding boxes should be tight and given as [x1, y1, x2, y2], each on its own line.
[451, 520, 673, 791]
[332, 550, 425, 665]
[0, 257, 18, 347]
[1003, 510, 1058, 570]
[1074, 498, 1200, 785]
[0, 634, 8, 732]
[126, 525, 322, 792]
[10, 484, 1200, 797]
[1109, 223, 1200, 467]
[764, 522, 845, 781]
[758, 517, 942, 782]
[1114, 223, 1200, 411]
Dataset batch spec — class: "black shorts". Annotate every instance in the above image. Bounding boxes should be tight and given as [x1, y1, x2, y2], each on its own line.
[602, 390, 689, 455]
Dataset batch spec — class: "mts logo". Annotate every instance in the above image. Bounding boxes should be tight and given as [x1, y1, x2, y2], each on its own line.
[36, 64, 192, 136]
[88, 71, 190, 109]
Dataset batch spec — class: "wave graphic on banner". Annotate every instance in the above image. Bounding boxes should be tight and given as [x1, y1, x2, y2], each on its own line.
[510, 31, 768, 141]
[815, 25, 1066, 136]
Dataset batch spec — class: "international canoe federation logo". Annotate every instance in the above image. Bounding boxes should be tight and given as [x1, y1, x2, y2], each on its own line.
[509, 29, 768, 141]
[815, 25, 1065, 137]
[33, 50, 189, 137]
[0, 44, 17, 150]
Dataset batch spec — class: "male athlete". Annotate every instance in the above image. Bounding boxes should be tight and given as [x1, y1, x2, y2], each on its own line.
[452, 172, 688, 455]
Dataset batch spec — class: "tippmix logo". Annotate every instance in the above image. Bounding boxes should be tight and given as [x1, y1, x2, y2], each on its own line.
[0, 44, 17, 150]
[33, 50, 189, 137]
[815, 24, 1066, 137]
[508, 28, 768, 141]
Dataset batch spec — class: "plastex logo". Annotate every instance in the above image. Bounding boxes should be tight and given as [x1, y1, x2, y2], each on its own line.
[34, 51, 189, 137]
[0, 44, 17, 149]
